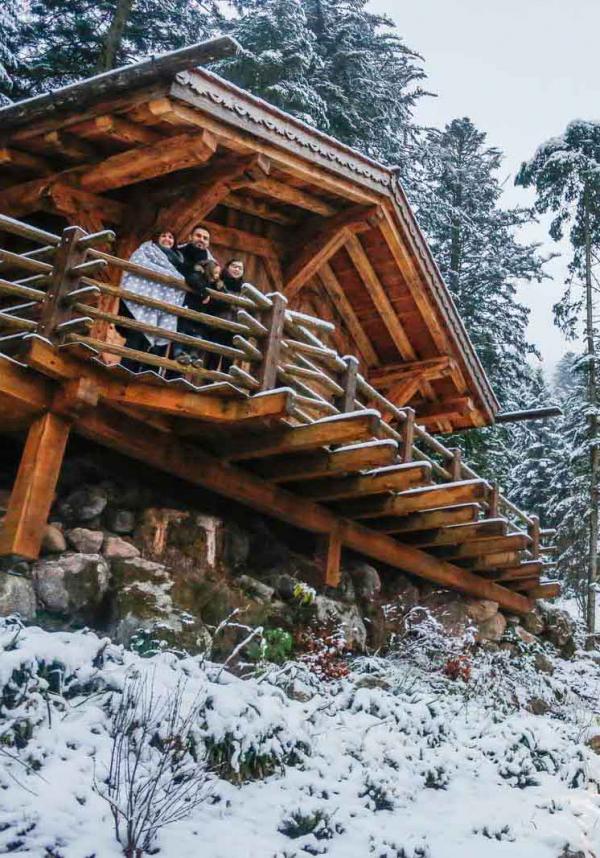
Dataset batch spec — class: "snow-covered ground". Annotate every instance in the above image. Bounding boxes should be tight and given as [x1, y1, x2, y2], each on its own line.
[1, 619, 600, 857]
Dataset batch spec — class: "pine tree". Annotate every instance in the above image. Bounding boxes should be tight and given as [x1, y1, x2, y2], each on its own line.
[415, 119, 547, 397]
[517, 121, 600, 630]
[219, 0, 426, 166]
[0, 0, 23, 105]
[15, 0, 222, 96]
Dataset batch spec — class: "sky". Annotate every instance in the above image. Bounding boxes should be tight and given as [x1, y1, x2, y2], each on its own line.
[370, 0, 600, 378]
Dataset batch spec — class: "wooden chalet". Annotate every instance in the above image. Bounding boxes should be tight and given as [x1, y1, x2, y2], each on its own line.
[0, 37, 558, 615]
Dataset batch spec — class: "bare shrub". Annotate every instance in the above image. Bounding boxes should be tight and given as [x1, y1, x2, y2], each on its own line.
[95, 672, 212, 857]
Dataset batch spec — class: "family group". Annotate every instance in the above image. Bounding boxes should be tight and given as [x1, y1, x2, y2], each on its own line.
[117, 224, 246, 374]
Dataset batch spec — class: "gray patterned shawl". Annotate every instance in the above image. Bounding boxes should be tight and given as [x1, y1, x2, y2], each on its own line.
[121, 241, 186, 347]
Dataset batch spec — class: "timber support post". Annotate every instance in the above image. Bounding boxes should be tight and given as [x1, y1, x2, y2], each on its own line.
[259, 292, 287, 391]
[0, 412, 71, 560]
[315, 524, 343, 588]
[337, 355, 359, 412]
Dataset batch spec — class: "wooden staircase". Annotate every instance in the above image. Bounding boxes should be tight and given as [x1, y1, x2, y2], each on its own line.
[0, 214, 558, 614]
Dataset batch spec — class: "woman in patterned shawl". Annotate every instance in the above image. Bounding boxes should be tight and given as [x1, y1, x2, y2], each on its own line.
[117, 231, 186, 372]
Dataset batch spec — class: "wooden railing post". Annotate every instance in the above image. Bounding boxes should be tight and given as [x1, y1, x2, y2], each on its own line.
[528, 514, 540, 559]
[487, 482, 499, 518]
[449, 447, 463, 481]
[37, 226, 89, 341]
[400, 407, 415, 463]
[259, 292, 287, 391]
[337, 355, 359, 412]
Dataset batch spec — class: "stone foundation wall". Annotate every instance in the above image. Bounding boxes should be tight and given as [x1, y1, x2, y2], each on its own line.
[0, 450, 576, 660]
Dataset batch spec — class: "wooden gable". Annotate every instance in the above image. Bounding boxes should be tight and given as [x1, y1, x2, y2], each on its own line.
[0, 38, 498, 433]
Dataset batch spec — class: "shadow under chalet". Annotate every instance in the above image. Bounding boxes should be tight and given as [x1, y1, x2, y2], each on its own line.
[0, 37, 557, 615]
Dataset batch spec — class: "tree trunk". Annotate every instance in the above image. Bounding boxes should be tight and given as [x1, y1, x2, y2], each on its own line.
[96, 0, 135, 73]
[584, 185, 599, 632]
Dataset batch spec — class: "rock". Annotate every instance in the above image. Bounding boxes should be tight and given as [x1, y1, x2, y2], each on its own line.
[237, 575, 274, 603]
[65, 528, 105, 554]
[41, 524, 67, 555]
[522, 610, 545, 636]
[559, 849, 585, 858]
[31, 553, 109, 618]
[275, 574, 297, 601]
[477, 612, 507, 642]
[513, 625, 536, 646]
[478, 640, 500, 653]
[539, 605, 576, 649]
[466, 599, 499, 623]
[313, 594, 367, 651]
[104, 508, 136, 534]
[584, 633, 600, 651]
[347, 561, 381, 603]
[354, 675, 392, 691]
[134, 508, 225, 577]
[386, 574, 420, 613]
[223, 521, 251, 572]
[103, 535, 140, 560]
[417, 591, 476, 639]
[586, 734, 600, 755]
[109, 556, 211, 654]
[0, 572, 36, 619]
[57, 485, 108, 524]
[499, 641, 519, 657]
[528, 696, 550, 716]
[533, 652, 555, 675]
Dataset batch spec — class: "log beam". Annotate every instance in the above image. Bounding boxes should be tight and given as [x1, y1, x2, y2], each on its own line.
[370, 357, 456, 390]
[79, 130, 218, 193]
[155, 154, 271, 239]
[0, 412, 70, 559]
[345, 232, 415, 360]
[284, 206, 382, 300]
[318, 264, 379, 367]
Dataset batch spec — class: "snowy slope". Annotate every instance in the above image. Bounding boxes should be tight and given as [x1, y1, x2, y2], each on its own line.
[1, 619, 600, 857]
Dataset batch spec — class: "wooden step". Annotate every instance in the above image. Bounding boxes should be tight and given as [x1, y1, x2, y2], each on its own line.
[249, 439, 398, 483]
[332, 480, 488, 520]
[430, 533, 531, 560]
[403, 518, 507, 547]
[294, 461, 431, 501]
[368, 503, 481, 534]
[219, 410, 381, 461]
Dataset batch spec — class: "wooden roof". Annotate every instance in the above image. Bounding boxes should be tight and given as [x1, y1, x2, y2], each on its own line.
[0, 38, 499, 432]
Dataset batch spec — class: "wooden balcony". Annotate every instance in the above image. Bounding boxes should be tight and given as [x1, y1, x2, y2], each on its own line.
[0, 214, 558, 614]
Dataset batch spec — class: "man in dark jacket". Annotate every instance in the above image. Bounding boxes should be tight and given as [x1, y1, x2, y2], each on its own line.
[174, 225, 216, 364]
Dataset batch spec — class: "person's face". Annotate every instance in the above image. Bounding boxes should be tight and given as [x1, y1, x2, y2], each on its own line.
[227, 261, 244, 279]
[158, 232, 174, 249]
[191, 228, 210, 249]
[212, 265, 222, 281]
